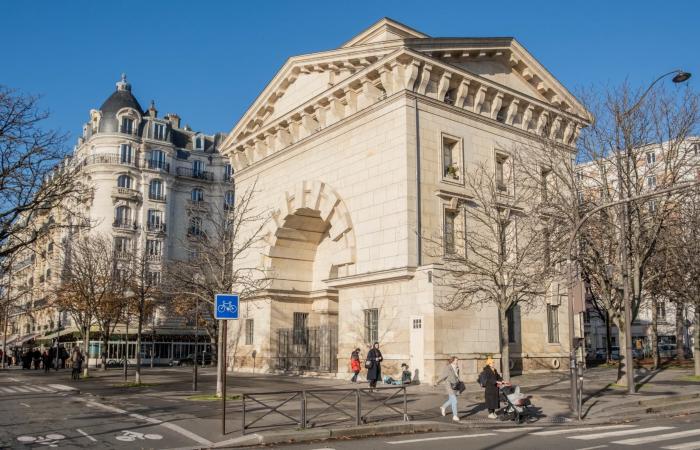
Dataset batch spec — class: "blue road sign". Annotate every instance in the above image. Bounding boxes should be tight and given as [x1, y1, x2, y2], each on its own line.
[215, 294, 239, 320]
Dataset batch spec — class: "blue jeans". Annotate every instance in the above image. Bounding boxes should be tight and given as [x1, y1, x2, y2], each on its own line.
[441, 393, 458, 416]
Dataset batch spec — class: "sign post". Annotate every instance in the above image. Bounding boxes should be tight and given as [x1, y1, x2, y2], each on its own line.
[215, 294, 239, 435]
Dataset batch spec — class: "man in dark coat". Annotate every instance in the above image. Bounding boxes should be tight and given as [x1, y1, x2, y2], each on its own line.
[479, 357, 502, 418]
[366, 342, 383, 390]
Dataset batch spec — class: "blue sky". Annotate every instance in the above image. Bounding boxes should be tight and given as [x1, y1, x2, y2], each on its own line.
[2, 0, 698, 142]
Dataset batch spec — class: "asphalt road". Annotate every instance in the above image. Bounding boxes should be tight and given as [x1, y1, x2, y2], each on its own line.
[276, 415, 700, 450]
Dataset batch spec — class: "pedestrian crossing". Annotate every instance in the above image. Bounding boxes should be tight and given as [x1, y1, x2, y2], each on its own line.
[0, 384, 72, 394]
[386, 423, 700, 448]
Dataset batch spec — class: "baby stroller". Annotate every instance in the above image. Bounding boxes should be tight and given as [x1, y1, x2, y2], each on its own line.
[498, 383, 534, 424]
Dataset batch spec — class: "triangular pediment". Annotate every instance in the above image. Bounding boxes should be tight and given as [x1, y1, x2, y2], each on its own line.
[341, 17, 428, 48]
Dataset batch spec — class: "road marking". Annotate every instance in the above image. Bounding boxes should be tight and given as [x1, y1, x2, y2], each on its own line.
[19, 402, 30, 408]
[569, 426, 675, 440]
[387, 433, 496, 444]
[533, 425, 635, 436]
[614, 429, 700, 446]
[77, 398, 212, 446]
[577, 446, 607, 450]
[25, 386, 44, 393]
[0, 387, 16, 393]
[33, 386, 53, 392]
[663, 442, 700, 450]
[47, 384, 77, 392]
[76, 428, 97, 442]
[497, 427, 543, 433]
[13, 386, 31, 393]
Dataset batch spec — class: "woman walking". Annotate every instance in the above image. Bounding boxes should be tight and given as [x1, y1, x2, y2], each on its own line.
[71, 346, 83, 381]
[479, 357, 502, 419]
[436, 356, 463, 422]
[350, 348, 361, 383]
[366, 342, 383, 390]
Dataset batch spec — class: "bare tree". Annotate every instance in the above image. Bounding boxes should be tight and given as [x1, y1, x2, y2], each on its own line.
[164, 183, 269, 395]
[426, 162, 553, 380]
[0, 86, 87, 260]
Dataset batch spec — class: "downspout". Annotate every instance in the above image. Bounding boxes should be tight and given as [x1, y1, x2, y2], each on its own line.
[414, 96, 422, 266]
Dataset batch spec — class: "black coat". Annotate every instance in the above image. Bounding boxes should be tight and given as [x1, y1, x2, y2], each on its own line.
[366, 348, 383, 381]
[481, 366, 502, 410]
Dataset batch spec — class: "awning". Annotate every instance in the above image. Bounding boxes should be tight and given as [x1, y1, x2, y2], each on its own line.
[36, 329, 77, 342]
[6, 333, 42, 346]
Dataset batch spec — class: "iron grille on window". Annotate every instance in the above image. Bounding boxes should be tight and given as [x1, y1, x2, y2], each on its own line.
[507, 306, 516, 343]
[245, 319, 254, 345]
[292, 312, 308, 345]
[547, 305, 559, 343]
[364, 308, 378, 343]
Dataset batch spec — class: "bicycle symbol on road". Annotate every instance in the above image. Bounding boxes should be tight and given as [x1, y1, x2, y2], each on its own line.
[17, 434, 65, 447]
[217, 300, 237, 314]
[115, 430, 163, 442]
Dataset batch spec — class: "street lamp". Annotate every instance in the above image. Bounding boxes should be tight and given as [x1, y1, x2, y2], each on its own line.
[568, 69, 692, 412]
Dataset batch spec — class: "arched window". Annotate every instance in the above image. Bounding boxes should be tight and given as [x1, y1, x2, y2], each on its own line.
[117, 174, 132, 188]
[115, 205, 132, 226]
[224, 190, 235, 209]
[46, 268, 51, 280]
[194, 135, 204, 150]
[149, 179, 164, 200]
[191, 188, 204, 202]
[189, 216, 203, 237]
[121, 117, 134, 134]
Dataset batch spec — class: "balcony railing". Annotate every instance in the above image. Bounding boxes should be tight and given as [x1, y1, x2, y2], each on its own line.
[111, 187, 142, 201]
[146, 159, 170, 173]
[186, 200, 209, 210]
[112, 220, 138, 231]
[146, 223, 167, 233]
[177, 167, 215, 181]
[146, 254, 162, 262]
[148, 193, 167, 202]
[83, 153, 139, 168]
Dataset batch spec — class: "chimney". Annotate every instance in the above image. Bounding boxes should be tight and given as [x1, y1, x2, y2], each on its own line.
[164, 113, 181, 129]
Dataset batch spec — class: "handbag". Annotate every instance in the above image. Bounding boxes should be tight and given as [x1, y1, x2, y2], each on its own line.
[451, 381, 466, 393]
[364, 360, 374, 369]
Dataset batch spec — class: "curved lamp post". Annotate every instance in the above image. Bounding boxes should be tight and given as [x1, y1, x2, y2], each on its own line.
[568, 69, 692, 413]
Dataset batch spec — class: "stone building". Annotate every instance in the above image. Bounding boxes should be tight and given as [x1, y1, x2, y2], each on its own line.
[220, 18, 591, 381]
[4, 75, 232, 364]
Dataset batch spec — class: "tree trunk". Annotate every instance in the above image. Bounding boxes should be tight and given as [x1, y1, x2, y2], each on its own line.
[651, 297, 660, 369]
[499, 307, 510, 381]
[123, 317, 128, 381]
[615, 317, 629, 386]
[216, 323, 223, 397]
[102, 332, 109, 370]
[675, 303, 686, 361]
[605, 310, 612, 363]
[82, 325, 90, 378]
[694, 307, 700, 377]
[135, 301, 143, 385]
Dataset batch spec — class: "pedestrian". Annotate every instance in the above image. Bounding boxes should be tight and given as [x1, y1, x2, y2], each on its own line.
[478, 357, 502, 419]
[71, 346, 83, 380]
[350, 348, 361, 383]
[33, 348, 41, 370]
[436, 356, 464, 422]
[365, 342, 383, 390]
[42, 350, 50, 373]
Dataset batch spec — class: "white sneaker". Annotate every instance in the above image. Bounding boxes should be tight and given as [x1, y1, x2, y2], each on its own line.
[488, 413, 497, 419]
[452, 415, 460, 422]
[440, 406, 446, 417]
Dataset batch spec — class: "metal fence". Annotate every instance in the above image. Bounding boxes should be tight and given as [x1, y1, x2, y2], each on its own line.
[242, 386, 409, 434]
[273, 326, 337, 372]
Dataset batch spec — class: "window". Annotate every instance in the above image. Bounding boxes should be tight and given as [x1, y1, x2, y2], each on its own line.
[115, 205, 131, 226]
[193, 160, 204, 177]
[153, 123, 166, 140]
[148, 150, 166, 170]
[412, 318, 422, 329]
[692, 142, 699, 156]
[120, 144, 133, 163]
[496, 153, 511, 192]
[541, 169, 551, 203]
[293, 312, 308, 345]
[114, 236, 131, 254]
[547, 305, 560, 343]
[657, 302, 666, 321]
[147, 271, 161, 286]
[195, 135, 204, 150]
[121, 117, 133, 134]
[191, 188, 204, 202]
[47, 242, 54, 254]
[46, 268, 51, 281]
[117, 175, 132, 189]
[188, 216, 203, 237]
[147, 209, 163, 229]
[444, 209, 456, 255]
[224, 190, 235, 209]
[648, 199, 658, 213]
[146, 239, 162, 256]
[506, 306, 516, 343]
[646, 151, 656, 165]
[149, 179, 164, 200]
[245, 319, 254, 345]
[442, 135, 460, 180]
[364, 308, 379, 343]
[224, 164, 232, 182]
[646, 175, 657, 189]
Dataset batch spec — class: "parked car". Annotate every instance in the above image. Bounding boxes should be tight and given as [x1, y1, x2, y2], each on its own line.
[658, 344, 676, 358]
[610, 347, 621, 360]
[632, 348, 644, 359]
[170, 352, 213, 367]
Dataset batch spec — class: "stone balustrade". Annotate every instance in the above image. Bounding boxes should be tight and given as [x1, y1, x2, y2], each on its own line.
[227, 49, 585, 171]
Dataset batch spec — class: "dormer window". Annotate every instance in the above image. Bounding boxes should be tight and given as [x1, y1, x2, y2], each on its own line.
[153, 123, 166, 140]
[121, 117, 134, 134]
[195, 135, 204, 150]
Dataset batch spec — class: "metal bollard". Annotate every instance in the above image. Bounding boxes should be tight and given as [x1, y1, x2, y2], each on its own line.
[301, 390, 307, 429]
[355, 389, 361, 425]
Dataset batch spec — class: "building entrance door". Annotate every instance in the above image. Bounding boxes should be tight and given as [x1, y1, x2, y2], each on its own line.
[409, 316, 424, 383]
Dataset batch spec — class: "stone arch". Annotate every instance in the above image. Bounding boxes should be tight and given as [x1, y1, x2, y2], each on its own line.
[262, 181, 356, 290]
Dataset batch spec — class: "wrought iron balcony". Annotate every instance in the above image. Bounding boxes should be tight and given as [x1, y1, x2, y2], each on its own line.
[146, 159, 170, 173]
[148, 193, 167, 202]
[111, 187, 142, 202]
[146, 222, 167, 233]
[112, 220, 138, 231]
[83, 153, 139, 168]
[176, 167, 215, 181]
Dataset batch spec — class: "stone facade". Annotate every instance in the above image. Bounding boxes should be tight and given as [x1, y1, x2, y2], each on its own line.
[220, 19, 590, 382]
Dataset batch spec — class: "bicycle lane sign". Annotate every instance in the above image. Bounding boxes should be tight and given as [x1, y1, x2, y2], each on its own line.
[215, 294, 239, 320]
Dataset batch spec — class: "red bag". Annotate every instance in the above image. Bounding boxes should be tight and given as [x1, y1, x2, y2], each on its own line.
[351, 359, 361, 371]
